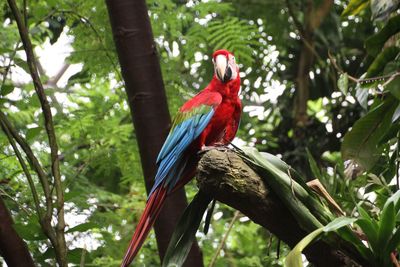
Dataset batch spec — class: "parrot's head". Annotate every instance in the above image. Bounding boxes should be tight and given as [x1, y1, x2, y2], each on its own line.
[212, 49, 239, 83]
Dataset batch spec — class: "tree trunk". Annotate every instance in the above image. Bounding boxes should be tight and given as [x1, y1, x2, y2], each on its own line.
[196, 149, 369, 267]
[105, 0, 204, 266]
[0, 197, 35, 267]
[293, 0, 333, 132]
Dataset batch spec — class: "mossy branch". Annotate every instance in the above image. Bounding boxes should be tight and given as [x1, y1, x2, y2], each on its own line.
[196, 149, 363, 267]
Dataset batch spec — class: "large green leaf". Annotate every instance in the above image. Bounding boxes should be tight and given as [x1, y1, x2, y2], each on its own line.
[383, 190, 400, 211]
[237, 146, 327, 231]
[285, 228, 324, 267]
[377, 202, 395, 251]
[0, 84, 14, 96]
[366, 15, 400, 56]
[162, 191, 212, 267]
[386, 76, 400, 100]
[341, 97, 398, 170]
[366, 47, 400, 78]
[66, 222, 98, 233]
[306, 148, 322, 179]
[356, 218, 378, 252]
[285, 217, 357, 267]
[386, 227, 400, 253]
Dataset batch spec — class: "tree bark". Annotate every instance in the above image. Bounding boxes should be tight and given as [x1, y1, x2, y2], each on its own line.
[105, 1, 203, 266]
[0, 197, 35, 267]
[196, 149, 366, 267]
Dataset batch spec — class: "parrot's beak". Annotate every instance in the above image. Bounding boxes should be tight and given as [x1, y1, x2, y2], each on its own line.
[214, 55, 231, 83]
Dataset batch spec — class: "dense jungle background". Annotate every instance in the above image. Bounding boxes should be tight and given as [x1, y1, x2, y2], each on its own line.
[1, 0, 400, 266]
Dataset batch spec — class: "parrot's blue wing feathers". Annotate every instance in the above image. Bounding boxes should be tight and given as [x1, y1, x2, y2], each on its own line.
[149, 92, 222, 197]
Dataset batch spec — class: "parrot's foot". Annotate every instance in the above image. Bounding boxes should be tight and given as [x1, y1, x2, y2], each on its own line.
[198, 145, 229, 155]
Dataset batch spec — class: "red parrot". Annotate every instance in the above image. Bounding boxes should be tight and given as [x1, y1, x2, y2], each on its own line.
[121, 49, 241, 267]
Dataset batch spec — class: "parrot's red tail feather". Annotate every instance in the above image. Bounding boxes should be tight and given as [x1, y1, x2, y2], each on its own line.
[121, 187, 167, 267]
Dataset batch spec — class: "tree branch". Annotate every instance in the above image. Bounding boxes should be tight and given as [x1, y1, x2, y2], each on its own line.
[0, 111, 52, 213]
[0, 118, 42, 218]
[196, 149, 364, 267]
[6, 0, 67, 265]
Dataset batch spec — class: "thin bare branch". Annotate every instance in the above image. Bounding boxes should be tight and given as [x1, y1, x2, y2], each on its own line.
[0, 119, 41, 218]
[0, 42, 20, 92]
[328, 51, 400, 85]
[0, 111, 51, 209]
[6, 0, 67, 264]
[208, 211, 241, 267]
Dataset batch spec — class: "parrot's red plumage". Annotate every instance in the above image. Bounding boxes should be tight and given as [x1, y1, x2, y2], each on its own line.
[121, 49, 241, 267]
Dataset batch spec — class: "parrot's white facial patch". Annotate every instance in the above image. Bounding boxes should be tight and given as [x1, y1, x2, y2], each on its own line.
[227, 54, 238, 80]
[213, 54, 238, 83]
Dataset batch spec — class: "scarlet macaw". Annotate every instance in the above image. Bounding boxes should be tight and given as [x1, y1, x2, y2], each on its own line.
[121, 49, 241, 267]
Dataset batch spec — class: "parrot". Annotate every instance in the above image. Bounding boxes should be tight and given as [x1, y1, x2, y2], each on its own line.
[121, 49, 241, 267]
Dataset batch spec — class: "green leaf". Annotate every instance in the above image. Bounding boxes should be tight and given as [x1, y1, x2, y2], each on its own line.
[203, 199, 216, 234]
[383, 190, 400, 212]
[366, 15, 400, 56]
[377, 202, 395, 250]
[26, 127, 41, 141]
[66, 222, 97, 233]
[366, 47, 400, 78]
[258, 151, 291, 174]
[237, 146, 328, 230]
[0, 84, 14, 96]
[37, 248, 55, 262]
[285, 228, 324, 267]
[338, 73, 349, 95]
[356, 218, 379, 252]
[162, 191, 212, 267]
[386, 76, 400, 100]
[323, 217, 357, 232]
[286, 217, 356, 267]
[306, 148, 322, 179]
[341, 97, 398, 170]
[341, 0, 370, 17]
[392, 103, 400, 122]
[386, 227, 400, 252]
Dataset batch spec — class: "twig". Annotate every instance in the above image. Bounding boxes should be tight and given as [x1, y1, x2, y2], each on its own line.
[0, 119, 41, 218]
[0, 188, 31, 216]
[285, 0, 305, 36]
[328, 51, 359, 83]
[0, 110, 59, 250]
[6, 0, 67, 265]
[328, 51, 400, 85]
[80, 246, 86, 267]
[0, 111, 51, 210]
[284, 0, 326, 63]
[58, 9, 122, 82]
[208, 210, 240, 267]
[0, 42, 20, 92]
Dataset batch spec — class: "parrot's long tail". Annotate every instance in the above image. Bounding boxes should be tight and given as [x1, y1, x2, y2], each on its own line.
[121, 187, 167, 267]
